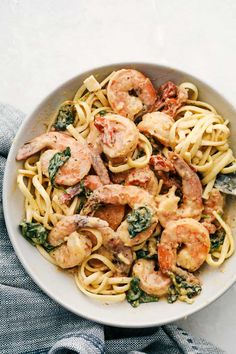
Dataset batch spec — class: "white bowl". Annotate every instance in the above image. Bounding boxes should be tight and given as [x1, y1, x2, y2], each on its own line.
[3, 63, 236, 327]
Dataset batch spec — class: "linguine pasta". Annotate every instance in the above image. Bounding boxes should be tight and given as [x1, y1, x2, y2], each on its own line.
[16, 69, 235, 306]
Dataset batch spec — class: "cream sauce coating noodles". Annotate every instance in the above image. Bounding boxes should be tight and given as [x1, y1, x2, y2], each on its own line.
[16, 70, 235, 305]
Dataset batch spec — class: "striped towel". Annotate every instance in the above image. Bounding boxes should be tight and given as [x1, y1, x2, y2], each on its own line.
[0, 103, 224, 354]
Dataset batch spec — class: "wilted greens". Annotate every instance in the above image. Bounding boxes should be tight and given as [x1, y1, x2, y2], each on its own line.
[20, 221, 54, 252]
[54, 104, 75, 131]
[210, 228, 225, 253]
[136, 249, 157, 260]
[74, 181, 93, 213]
[167, 273, 202, 303]
[48, 147, 71, 188]
[126, 277, 159, 307]
[127, 206, 152, 238]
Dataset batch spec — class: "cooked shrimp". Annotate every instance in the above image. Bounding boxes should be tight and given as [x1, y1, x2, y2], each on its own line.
[158, 218, 210, 273]
[117, 222, 157, 247]
[156, 153, 203, 227]
[83, 184, 158, 247]
[155, 81, 188, 118]
[59, 173, 125, 230]
[83, 184, 157, 217]
[50, 231, 92, 268]
[48, 214, 133, 270]
[124, 166, 159, 196]
[201, 188, 225, 233]
[138, 112, 174, 146]
[133, 259, 171, 296]
[94, 114, 139, 164]
[107, 69, 157, 120]
[59, 175, 103, 204]
[87, 123, 111, 185]
[16, 132, 91, 186]
[48, 215, 109, 246]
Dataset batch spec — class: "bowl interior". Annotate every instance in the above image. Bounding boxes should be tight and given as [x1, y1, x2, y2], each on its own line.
[3, 63, 236, 327]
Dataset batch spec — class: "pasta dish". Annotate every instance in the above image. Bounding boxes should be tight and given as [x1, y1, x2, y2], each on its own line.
[16, 68, 235, 306]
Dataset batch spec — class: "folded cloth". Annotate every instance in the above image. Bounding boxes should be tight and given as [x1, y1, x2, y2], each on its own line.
[0, 103, 225, 354]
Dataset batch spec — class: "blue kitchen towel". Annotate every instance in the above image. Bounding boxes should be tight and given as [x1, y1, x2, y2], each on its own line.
[0, 103, 225, 354]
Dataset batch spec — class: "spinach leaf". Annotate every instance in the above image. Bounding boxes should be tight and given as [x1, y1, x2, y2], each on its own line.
[126, 277, 141, 303]
[75, 181, 96, 214]
[136, 249, 157, 260]
[210, 228, 225, 253]
[139, 292, 159, 304]
[54, 104, 75, 131]
[20, 221, 54, 252]
[126, 277, 159, 307]
[48, 147, 71, 188]
[127, 206, 152, 238]
[167, 273, 201, 303]
[167, 286, 179, 304]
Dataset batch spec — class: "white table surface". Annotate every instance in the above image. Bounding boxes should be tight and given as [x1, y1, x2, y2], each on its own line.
[1, 0, 236, 352]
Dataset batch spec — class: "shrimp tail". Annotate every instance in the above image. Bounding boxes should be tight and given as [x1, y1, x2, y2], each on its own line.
[169, 152, 196, 179]
[89, 147, 111, 185]
[16, 139, 42, 160]
[169, 152, 203, 220]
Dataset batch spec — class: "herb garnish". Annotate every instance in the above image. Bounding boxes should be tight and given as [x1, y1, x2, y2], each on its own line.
[167, 273, 202, 303]
[20, 221, 54, 252]
[136, 249, 157, 260]
[210, 228, 225, 253]
[126, 277, 159, 307]
[48, 147, 71, 188]
[127, 206, 152, 238]
[54, 104, 75, 131]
